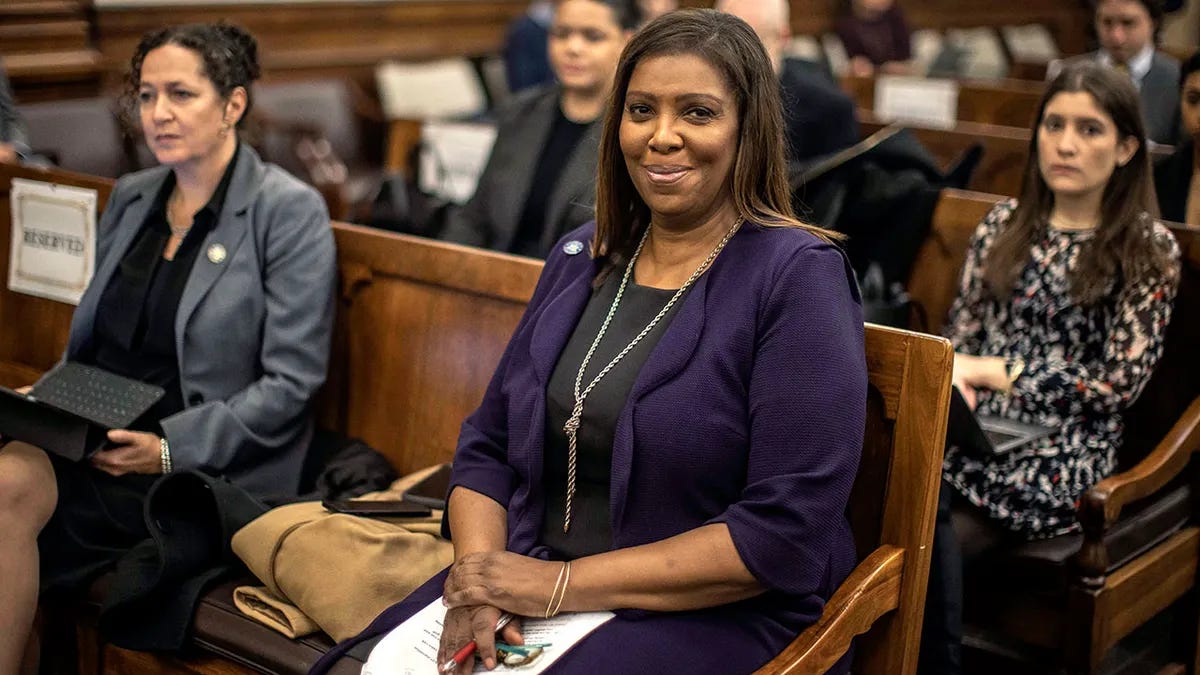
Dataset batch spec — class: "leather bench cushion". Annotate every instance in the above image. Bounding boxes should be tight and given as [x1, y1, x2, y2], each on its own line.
[86, 575, 361, 675]
[981, 482, 1192, 596]
[192, 579, 362, 675]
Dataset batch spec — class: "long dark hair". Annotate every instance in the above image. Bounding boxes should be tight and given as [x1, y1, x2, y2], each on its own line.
[125, 22, 261, 128]
[593, 9, 833, 271]
[983, 62, 1171, 304]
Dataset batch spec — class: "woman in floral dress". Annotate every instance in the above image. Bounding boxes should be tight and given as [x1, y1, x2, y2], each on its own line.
[921, 61, 1182, 675]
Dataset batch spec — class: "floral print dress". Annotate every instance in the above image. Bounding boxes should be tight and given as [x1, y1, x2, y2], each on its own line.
[942, 200, 1180, 538]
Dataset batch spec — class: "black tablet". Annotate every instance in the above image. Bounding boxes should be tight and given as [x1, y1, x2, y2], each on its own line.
[402, 463, 452, 510]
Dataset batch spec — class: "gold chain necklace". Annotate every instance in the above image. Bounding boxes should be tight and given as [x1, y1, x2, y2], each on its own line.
[561, 217, 743, 533]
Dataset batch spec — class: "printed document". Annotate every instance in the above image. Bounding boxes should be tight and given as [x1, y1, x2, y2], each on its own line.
[363, 599, 613, 675]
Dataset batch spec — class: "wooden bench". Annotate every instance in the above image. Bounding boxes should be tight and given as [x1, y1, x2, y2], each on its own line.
[0, 161, 952, 675]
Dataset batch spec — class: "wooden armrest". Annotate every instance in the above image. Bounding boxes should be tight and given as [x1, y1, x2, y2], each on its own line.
[1074, 395, 1200, 585]
[754, 545, 905, 675]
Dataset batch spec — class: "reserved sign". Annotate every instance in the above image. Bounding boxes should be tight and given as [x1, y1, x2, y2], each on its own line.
[874, 75, 960, 129]
[8, 178, 97, 305]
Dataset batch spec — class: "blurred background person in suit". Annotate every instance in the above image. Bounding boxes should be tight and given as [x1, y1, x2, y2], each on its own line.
[503, 0, 563, 94]
[716, 0, 859, 166]
[441, 0, 639, 257]
[1051, 0, 1180, 144]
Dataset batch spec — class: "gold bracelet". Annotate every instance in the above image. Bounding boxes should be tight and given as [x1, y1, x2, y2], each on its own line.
[548, 561, 571, 617]
[544, 561, 567, 619]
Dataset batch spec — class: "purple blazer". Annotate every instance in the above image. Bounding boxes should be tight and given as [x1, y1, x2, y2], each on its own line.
[311, 221, 867, 674]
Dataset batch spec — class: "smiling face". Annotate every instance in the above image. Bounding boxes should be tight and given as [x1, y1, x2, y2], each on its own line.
[1037, 91, 1138, 201]
[137, 43, 244, 171]
[1182, 71, 1200, 139]
[619, 53, 740, 229]
[548, 0, 628, 95]
[1095, 0, 1154, 65]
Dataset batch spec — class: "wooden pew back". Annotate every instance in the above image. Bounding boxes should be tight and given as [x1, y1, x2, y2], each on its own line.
[842, 75, 1046, 129]
[906, 189, 1002, 334]
[319, 226, 539, 474]
[860, 115, 1032, 198]
[0, 163, 110, 388]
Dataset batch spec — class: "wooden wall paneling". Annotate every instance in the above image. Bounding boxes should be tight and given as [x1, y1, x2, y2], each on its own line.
[0, 163, 112, 388]
[94, 1, 529, 87]
[85, 0, 1093, 95]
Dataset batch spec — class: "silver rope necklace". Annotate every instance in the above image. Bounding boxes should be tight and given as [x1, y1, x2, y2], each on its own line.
[561, 216, 743, 532]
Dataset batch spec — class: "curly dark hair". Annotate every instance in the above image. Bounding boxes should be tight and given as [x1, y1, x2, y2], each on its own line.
[125, 22, 261, 128]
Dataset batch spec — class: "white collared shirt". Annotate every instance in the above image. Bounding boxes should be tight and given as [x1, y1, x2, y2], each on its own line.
[1098, 43, 1156, 90]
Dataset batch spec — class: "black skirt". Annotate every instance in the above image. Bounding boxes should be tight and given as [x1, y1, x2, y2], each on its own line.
[38, 453, 156, 595]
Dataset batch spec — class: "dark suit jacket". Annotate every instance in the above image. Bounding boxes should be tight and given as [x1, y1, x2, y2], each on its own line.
[66, 146, 336, 497]
[1056, 51, 1181, 145]
[1155, 139, 1195, 223]
[779, 58, 860, 164]
[503, 12, 554, 94]
[440, 85, 600, 257]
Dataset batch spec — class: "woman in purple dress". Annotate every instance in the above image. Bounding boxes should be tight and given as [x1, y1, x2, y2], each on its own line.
[312, 9, 867, 674]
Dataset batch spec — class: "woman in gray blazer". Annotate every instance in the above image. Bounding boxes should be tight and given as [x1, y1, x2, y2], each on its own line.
[440, 0, 640, 258]
[0, 23, 334, 672]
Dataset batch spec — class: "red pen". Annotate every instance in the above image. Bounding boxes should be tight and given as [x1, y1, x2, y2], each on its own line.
[439, 612, 515, 673]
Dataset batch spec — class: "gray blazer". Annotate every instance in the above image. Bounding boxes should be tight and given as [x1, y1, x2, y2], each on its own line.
[1053, 50, 1181, 145]
[440, 85, 600, 257]
[65, 146, 336, 497]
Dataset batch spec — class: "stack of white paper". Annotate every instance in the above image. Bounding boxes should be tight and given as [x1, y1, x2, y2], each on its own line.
[363, 598, 614, 675]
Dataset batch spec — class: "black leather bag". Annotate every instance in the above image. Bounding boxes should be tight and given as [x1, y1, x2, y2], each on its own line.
[361, 173, 449, 239]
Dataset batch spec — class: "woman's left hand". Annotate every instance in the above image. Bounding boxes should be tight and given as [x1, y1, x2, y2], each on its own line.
[953, 353, 1009, 392]
[91, 429, 163, 476]
[443, 551, 565, 617]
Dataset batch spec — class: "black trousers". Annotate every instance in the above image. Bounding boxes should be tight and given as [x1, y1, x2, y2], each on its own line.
[919, 479, 1007, 675]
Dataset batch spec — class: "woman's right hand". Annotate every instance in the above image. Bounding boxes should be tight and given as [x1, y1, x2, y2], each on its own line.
[438, 605, 524, 674]
[15, 385, 31, 395]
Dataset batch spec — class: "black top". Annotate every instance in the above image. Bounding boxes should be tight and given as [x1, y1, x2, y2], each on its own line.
[86, 144, 240, 431]
[510, 106, 590, 258]
[1154, 138, 1195, 224]
[540, 267, 688, 559]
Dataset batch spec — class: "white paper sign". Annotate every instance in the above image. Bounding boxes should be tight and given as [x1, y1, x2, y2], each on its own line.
[376, 59, 487, 121]
[8, 178, 97, 305]
[1001, 24, 1061, 64]
[419, 121, 499, 204]
[874, 75, 960, 129]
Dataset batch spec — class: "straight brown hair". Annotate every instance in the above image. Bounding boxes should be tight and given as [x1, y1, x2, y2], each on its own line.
[983, 62, 1173, 304]
[592, 9, 835, 273]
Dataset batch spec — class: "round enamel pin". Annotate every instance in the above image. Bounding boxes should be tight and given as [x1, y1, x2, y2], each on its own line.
[562, 240, 584, 255]
[207, 244, 227, 264]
